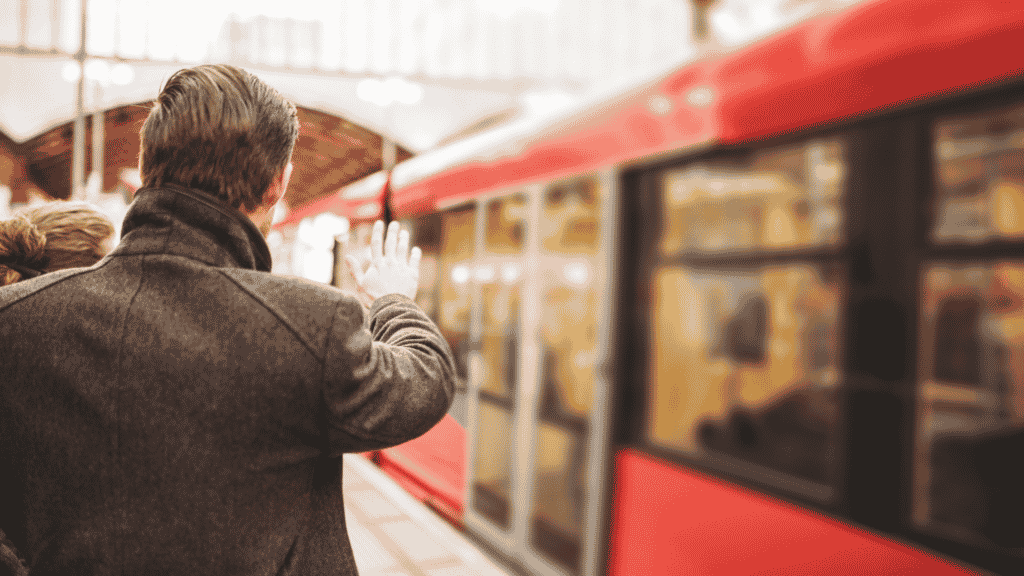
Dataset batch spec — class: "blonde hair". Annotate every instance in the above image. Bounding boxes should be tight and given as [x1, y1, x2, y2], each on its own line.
[0, 201, 116, 286]
[139, 64, 299, 211]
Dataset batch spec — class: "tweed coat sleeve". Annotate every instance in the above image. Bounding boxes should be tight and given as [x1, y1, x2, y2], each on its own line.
[321, 292, 457, 454]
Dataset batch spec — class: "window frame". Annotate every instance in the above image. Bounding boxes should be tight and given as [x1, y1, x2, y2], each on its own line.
[624, 134, 853, 507]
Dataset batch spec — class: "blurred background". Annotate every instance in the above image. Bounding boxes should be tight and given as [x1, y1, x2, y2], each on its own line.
[4, 2, 1022, 576]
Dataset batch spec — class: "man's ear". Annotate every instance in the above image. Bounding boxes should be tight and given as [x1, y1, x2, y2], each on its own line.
[263, 162, 293, 208]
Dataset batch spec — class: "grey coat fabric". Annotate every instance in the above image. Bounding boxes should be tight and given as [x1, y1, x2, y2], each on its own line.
[0, 185, 457, 576]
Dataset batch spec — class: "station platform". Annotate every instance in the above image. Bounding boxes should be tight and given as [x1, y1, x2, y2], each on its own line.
[341, 454, 517, 576]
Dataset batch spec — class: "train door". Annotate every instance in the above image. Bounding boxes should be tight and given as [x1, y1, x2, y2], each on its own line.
[464, 174, 617, 576]
[465, 189, 530, 550]
[522, 172, 616, 576]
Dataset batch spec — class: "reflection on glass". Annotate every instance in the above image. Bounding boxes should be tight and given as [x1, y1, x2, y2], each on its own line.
[932, 102, 1024, 243]
[660, 139, 845, 254]
[438, 207, 475, 383]
[530, 281, 597, 573]
[474, 193, 526, 532]
[647, 264, 843, 484]
[529, 177, 602, 573]
[479, 194, 526, 400]
[486, 193, 528, 254]
[480, 283, 521, 400]
[407, 216, 441, 321]
[530, 423, 587, 574]
[409, 213, 470, 426]
[541, 284, 597, 417]
[542, 179, 599, 255]
[916, 263, 1024, 549]
[473, 401, 514, 529]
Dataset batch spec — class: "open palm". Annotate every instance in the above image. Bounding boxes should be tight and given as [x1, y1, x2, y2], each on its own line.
[345, 220, 421, 304]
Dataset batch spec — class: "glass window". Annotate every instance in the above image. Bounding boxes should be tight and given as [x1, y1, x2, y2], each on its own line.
[932, 102, 1024, 243]
[646, 263, 844, 485]
[406, 212, 471, 427]
[437, 207, 475, 385]
[530, 423, 587, 573]
[915, 262, 1024, 548]
[478, 195, 528, 400]
[659, 139, 845, 255]
[486, 193, 528, 253]
[539, 282, 598, 417]
[474, 193, 528, 530]
[530, 179, 602, 573]
[406, 215, 441, 321]
[541, 179, 600, 255]
[472, 401, 515, 529]
[480, 283, 521, 400]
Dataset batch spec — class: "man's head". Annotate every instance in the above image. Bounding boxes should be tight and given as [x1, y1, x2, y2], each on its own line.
[139, 64, 299, 213]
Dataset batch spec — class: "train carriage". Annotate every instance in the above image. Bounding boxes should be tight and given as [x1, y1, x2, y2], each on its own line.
[296, 1, 1024, 574]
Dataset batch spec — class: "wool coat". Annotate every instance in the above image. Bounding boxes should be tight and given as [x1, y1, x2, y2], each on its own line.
[0, 185, 457, 576]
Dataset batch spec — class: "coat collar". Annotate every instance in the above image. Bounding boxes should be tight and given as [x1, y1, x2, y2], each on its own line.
[116, 185, 273, 272]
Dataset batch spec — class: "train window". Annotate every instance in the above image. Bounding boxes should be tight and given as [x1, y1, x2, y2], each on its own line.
[542, 178, 600, 255]
[915, 262, 1024, 549]
[659, 139, 845, 255]
[530, 178, 602, 573]
[405, 215, 441, 320]
[437, 207, 475, 387]
[932, 102, 1024, 243]
[405, 211, 472, 428]
[472, 401, 515, 529]
[530, 422, 587, 572]
[486, 193, 528, 253]
[646, 263, 844, 487]
[539, 283, 598, 418]
[479, 194, 528, 399]
[474, 193, 528, 530]
[480, 283, 521, 400]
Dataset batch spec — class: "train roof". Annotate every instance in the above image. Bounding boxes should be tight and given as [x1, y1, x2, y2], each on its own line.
[388, 0, 1024, 217]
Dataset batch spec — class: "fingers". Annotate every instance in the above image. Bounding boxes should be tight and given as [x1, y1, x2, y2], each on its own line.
[409, 246, 421, 274]
[371, 220, 385, 264]
[384, 221, 400, 261]
[397, 229, 410, 262]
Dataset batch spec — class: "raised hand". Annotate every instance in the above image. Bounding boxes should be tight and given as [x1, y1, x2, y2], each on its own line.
[345, 220, 421, 303]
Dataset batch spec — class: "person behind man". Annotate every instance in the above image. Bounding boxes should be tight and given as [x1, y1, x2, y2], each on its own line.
[0, 200, 116, 576]
[0, 64, 456, 576]
[0, 201, 116, 286]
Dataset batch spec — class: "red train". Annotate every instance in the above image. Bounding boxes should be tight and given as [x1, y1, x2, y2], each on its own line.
[278, 1, 1024, 574]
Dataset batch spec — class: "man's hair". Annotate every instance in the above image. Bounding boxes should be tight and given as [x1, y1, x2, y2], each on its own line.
[139, 64, 299, 211]
[0, 201, 115, 286]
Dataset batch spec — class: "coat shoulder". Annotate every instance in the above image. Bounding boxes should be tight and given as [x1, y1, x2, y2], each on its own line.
[218, 269, 365, 351]
[0, 266, 94, 312]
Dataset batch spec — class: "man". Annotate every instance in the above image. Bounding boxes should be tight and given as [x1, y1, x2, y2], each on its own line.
[0, 64, 456, 575]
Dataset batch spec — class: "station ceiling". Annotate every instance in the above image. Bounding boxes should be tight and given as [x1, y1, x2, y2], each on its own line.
[0, 0, 855, 208]
[3, 100, 413, 210]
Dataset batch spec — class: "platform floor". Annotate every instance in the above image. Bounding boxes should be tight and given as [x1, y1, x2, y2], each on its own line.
[342, 454, 517, 576]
